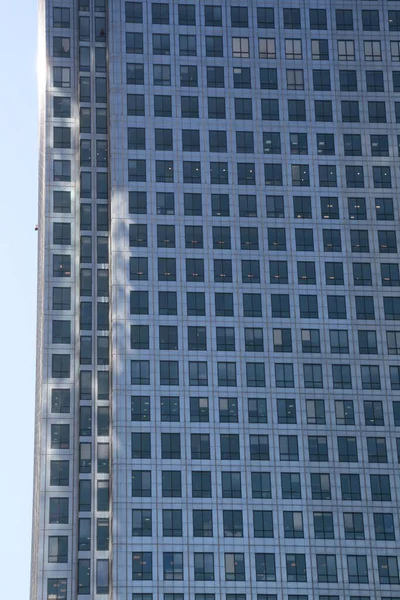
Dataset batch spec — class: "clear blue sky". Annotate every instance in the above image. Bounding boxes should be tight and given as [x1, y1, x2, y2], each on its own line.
[0, 2, 38, 595]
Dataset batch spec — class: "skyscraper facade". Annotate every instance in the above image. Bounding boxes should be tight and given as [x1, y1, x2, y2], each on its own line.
[32, 1, 400, 599]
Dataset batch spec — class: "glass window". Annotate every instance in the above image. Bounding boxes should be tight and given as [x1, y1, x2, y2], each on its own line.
[181, 96, 198, 118]
[344, 512, 364, 540]
[260, 67, 277, 89]
[222, 472, 242, 498]
[225, 553, 245, 581]
[254, 510, 273, 537]
[261, 99, 280, 124]
[316, 555, 337, 583]
[127, 63, 144, 85]
[210, 130, 227, 153]
[51, 424, 70, 449]
[77, 560, 91, 593]
[156, 160, 174, 183]
[314, 512, 334, 539]
[181, 65, 198, 87]
[306, 399, 325, 424]
[323, 230, 341, 253]
[213, 226, 231, 249]
[132, 509, 152, 536]
[49, 498, 69, 524]
[206, 36, 223, 57]
[192, 471, 212, 498]
[264, 164, 283, 186]
[178, 3, 195, 25]
[286, 554, 307, 582]
[366, 70, 384, 93]
[162, 509, 182, 537]
[285, 39, 302, 59]
[315, 100, 333, 122]
[310, 9, 327, 30]
[237, 131, 255, 154]
[277, 398, 296, 424]
[220, 434, 240, 460]
[321, 197, 339, 220]
[152, 3, 169, 24]
[210, 162, 229, 185]
[231, 6, 248, 27]
[53, 66, 70, 88]
[53, 36, 70, 58]
[127, 94, 145, 116]
[207, 66, 224, 88]
[257, 7, 274, 28]
[251, 472, 271, 499]
[160, 396, 180, 422]
[370, 474, 391, 501]
[313, 69, 331, 91]
[153, 64, 171, 86]
[232, 37, 249, 58]
[208, 97, 226, 119]
[126, 32, 143, 54]
[188, 327, 207, 351]
[162, 471, 181, 498]
[234, 98, 252, 120]
[340, 70, 357, 91]
[303, 363, 323, 388]
[311, 473, 331, 500]
[281, 473, 301, 499]
[312, 39, 329, 60]
[284, 511, 304, 538]
[190, 397, 209, 423]
[288, 100, 306, 122]
[189, 361, 208, 386]
[362, 10, 379, 31]
[132, 552, 152, 580]
[128, 159, 146, 182]
[194, 553, 214, 580]
[243, 293, 262, 317]
[337, 436, 358, 462]
[161, 433, 181, 459]
[248, 398, 267, 423]
[259, 38, 276, 59]
[255, 554, 276, 582]
[271, 295, 290, 318]
[374, 513, 395, 541]
[179, 34, 196, 56]
[155, 128, 173, 151]
[51, 389, 70, 413]
[215, 293, 234, 317]
[54, 7, 70, 27]
[214, 259, 232, 282]
[338, 40, 355, 61]
[299, 295, 318, 319]
[131, 360, 150, 385]
[308, 436, 328, 461]
[336, 9, 353, 30]
[347, 555, 368, 584]
[131, 396, 150, 421]
[125, 2, 143, 23]
[284, 8, 301, 29]
[275, 363, 294, 387]
[50, 460, 69, 486]
[364, 40, 382, 62]
[290, 133, 308, 155]
[250, 434, 269, 460]
[246, 362, 265, 387]
[378, 556, 400, 584]
[273, 329, 292, 352]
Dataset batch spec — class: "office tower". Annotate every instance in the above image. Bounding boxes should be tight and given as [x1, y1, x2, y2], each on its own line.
[31, 0, 400, 598]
